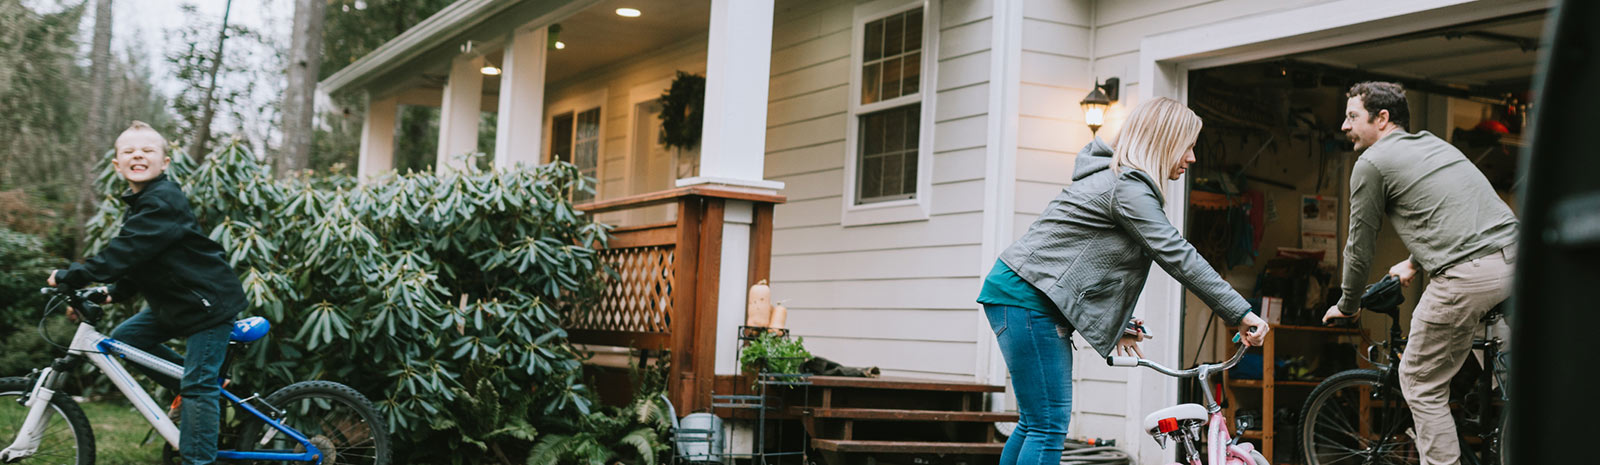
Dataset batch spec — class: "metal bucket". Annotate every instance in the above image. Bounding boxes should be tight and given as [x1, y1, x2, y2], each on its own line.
[675, 413, 724, 464]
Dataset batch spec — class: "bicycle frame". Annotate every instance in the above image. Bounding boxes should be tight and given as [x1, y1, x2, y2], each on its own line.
[1109, 345, 1265, 465]
[2, 321, 325, 463]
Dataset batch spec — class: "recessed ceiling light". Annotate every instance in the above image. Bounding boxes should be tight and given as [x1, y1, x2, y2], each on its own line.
[616, 8, 641, 17]
[555, 41, 566, 49]
[480, 65, 501, 76]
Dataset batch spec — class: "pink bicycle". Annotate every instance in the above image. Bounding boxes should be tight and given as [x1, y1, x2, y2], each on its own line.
[1106, 335, 1270, 465]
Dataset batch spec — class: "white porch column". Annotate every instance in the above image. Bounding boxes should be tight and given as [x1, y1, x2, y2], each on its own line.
[437, 54, 485, 172]
[678, 0, 782, 190]
[693, 0, 785, 378]
[494, 27, 547, 169]
[358, 94, 398, 178]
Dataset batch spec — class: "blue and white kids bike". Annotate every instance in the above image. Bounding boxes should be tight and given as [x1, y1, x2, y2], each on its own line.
[2, 287, 391, 464]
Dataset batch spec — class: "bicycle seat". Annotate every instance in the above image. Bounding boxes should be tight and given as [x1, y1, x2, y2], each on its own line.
[1143, 403, 1208, 433]
[230, 316, 270, 343]
[1361, 275, 1405, 317]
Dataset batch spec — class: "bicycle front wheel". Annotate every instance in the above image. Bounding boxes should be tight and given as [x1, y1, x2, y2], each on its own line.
[0, 376, 95, 465]
[1300, 369, 1419, 465]
[234, 381, 390, 465]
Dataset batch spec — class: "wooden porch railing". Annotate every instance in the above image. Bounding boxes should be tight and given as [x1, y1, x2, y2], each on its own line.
[570, 185, 785, 414]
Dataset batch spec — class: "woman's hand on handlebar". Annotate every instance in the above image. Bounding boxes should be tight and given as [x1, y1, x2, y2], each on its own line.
[1239, 312, 1270, 347]
[1116, 318, 1148, 358]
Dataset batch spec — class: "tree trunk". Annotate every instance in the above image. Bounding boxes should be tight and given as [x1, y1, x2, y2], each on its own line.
[74, 0, 113, 252]
[190, 0, 234, 161]
[278, 0, 327, 177]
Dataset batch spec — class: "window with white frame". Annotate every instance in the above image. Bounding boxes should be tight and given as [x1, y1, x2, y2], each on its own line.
[854, 6, 925, 205]
[550, 107, 601, 203]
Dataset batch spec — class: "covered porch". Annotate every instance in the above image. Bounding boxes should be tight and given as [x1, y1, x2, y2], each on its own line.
[318, 0, 786, 414]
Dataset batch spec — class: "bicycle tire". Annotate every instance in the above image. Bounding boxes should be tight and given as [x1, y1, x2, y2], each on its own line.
[233, 381, 390, 465]
[0, 376, 96, 465]
[1300, 369, 1420, 465]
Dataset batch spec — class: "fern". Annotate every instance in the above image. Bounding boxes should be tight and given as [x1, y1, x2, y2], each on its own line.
[526, 434, 576, 465]
[618, 428, 658, 465]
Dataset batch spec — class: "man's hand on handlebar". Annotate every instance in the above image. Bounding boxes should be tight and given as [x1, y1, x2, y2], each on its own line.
[1239, 312, 1270, 347]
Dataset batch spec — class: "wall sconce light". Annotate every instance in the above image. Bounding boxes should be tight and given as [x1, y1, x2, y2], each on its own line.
[548, 24, 564, 50]
[1081, 77, 1119, 135]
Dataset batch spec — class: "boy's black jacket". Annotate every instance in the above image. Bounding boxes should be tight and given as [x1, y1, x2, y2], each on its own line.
[61, 174, 244, 335]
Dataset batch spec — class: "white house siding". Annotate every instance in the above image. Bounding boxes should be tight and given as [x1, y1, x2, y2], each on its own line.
[542, 38, 709, 224]
[765, 0, 996, 381]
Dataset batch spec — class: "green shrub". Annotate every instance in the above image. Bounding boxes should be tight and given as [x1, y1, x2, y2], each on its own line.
[81, 143, 611, 462]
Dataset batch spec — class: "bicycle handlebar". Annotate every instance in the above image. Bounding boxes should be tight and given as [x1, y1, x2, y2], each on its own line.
[39, 286, 106, 325]
[1104, 339, 1250, 379]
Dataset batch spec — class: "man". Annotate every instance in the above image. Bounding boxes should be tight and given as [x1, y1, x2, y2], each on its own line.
[1323, 82, 1517, 465]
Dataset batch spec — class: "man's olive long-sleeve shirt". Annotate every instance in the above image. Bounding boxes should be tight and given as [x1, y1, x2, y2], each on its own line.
[1338, 130, 1518, 315]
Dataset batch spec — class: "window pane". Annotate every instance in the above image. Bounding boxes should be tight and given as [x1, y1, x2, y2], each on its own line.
[905, 103, 921, 149]
[861, 63, 881, 104]
[863, 112, 885, 154]
[857, 104, 922, 203]
[860, 156, 882, 200]
[882, 152, 903, 197]
[901, 52, 921, 95]
[551, 113, 574, 164]
[902, 150, 918, 194]
[881, 57, 902, 100]
[883, 12, 904, 57]
[884, 108, 905, 153]
[864, 19, 884, 61]
[905, 9, 923, 53]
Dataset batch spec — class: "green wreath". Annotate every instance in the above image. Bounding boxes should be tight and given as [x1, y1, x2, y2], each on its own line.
[658, 71, 705, 151]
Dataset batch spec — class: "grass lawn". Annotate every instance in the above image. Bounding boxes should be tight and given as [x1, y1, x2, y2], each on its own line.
[78, 400, 165, 464]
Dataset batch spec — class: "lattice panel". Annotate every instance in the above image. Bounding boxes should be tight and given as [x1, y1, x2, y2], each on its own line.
[569, 245, 674, 333]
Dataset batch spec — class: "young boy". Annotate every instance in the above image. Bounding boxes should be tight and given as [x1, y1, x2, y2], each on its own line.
[47, 121, 246, 465]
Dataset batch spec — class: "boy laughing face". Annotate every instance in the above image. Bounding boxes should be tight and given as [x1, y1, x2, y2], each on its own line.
[111, 122, 170, 192]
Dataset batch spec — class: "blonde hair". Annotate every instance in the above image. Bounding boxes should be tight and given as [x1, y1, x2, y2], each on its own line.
[1110, 97, 1202, 202]
[116, 120, 168, 149]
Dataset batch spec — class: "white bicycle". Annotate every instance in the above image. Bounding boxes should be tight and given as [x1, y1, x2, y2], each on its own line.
[2, 286, 390, 464]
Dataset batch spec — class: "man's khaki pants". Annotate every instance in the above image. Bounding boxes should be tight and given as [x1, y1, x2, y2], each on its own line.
[1401, 245, 1515, 465]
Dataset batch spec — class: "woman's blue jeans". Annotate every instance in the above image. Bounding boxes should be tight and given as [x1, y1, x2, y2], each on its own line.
[984, 304, 1073, 465]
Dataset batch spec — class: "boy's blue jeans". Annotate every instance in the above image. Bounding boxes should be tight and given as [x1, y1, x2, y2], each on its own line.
[111, 309, 232, 465]
[983, 304, 1074, 465]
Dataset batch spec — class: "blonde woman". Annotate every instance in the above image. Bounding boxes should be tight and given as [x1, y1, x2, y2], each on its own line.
[977, 97, 1270, 465]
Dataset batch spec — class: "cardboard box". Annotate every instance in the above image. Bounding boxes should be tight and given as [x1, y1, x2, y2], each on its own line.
[1261, 297, 1283, 325]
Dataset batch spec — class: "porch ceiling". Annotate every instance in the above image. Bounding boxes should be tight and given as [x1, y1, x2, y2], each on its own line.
[544, 0, 710, 85]
[322, 0, 710, 102]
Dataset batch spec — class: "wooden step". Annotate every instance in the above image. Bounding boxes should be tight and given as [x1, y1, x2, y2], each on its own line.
[799, 407, 1018, 423]
[808, 376, 1006, 393]
[811, 439, 1005, 454]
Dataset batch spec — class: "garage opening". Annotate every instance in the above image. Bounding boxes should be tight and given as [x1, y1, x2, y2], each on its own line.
[1174, 11, 1543, 463]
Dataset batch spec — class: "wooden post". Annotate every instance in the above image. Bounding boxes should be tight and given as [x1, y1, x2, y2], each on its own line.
[670, 197, 703, 412]
[692, 198, 727, 412]
[748, 202, 775, 288]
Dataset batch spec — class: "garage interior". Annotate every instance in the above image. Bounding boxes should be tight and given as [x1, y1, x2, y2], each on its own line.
[1174, 11, 1543, 463]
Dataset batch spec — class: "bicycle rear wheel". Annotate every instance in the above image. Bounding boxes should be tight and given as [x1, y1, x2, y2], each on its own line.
[234, 381, 389, 464]
[0, 376, 95, 465]
[1300, 369, 1420, 465]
